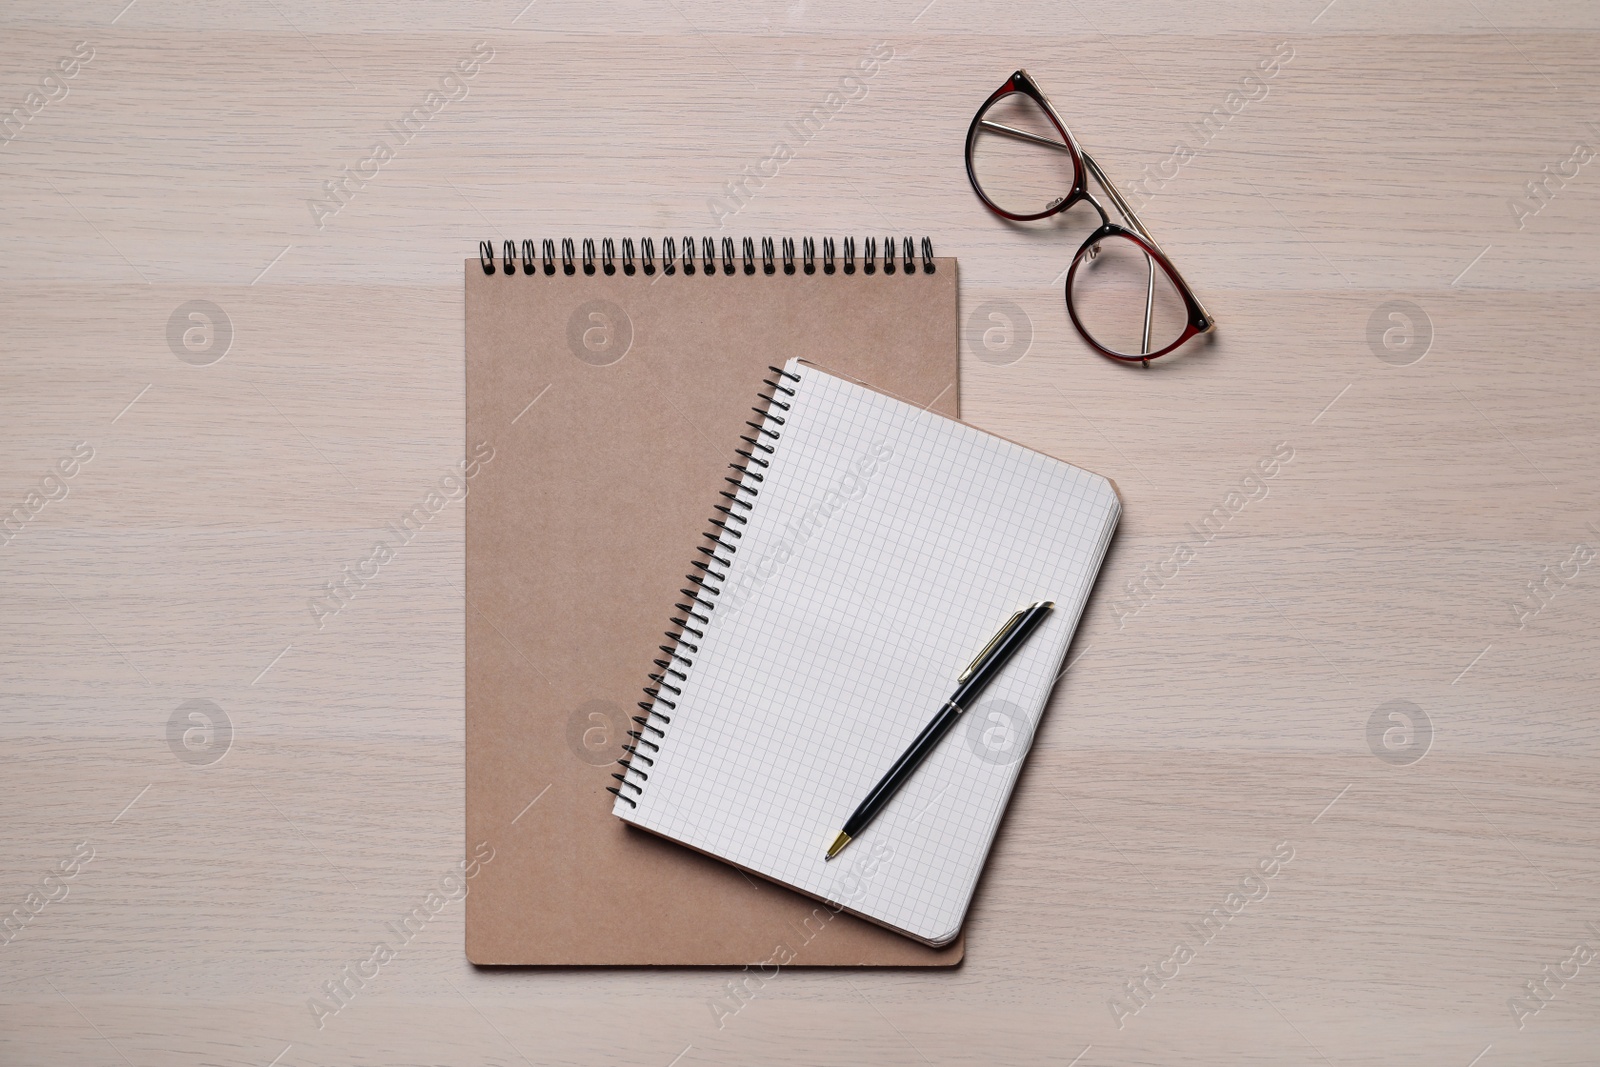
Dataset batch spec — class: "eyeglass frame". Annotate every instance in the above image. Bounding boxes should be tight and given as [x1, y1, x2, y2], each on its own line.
[964, 69, 1215, 364]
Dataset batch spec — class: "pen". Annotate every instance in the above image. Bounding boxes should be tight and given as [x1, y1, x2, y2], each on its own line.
[826, 601, 1055, 860]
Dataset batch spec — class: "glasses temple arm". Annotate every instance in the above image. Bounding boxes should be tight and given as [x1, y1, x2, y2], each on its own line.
[977, 118, 1072, 152]
[1143, 256, 1154, 357]
[1080, 149, 1213, 327]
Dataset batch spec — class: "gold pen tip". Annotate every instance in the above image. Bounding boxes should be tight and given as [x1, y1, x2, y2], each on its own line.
[825, 831, 851, 860]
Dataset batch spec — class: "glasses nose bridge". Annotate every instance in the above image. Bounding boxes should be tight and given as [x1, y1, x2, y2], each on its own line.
[1069, 190, 1111, 230]
[1036, 192, 1110, 251]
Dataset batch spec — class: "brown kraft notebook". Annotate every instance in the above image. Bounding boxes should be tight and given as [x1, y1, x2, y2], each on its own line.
[465, 235, 963, 964]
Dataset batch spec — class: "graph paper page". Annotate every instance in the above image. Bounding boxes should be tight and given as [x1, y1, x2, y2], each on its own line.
[615, 360, 1120, 944]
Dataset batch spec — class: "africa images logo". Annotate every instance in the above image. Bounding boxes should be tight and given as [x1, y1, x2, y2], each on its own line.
[306, 43, 494, 230]
[307, 842, 494, 1029]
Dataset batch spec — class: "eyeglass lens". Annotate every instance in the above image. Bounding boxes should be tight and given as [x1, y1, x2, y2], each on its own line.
[969, 93, 1077, 218]
[1070, 236, 1189, 359]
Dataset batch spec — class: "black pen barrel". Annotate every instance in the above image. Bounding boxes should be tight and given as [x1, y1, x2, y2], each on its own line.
[842, 700, 963, 837]
[832, 602, 1054, 855]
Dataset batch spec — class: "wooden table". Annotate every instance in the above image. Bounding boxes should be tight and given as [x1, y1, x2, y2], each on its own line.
[4, 3, 1597, 1064]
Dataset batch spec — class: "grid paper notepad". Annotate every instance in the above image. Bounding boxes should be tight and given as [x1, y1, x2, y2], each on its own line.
[612, 360, 1120, 945]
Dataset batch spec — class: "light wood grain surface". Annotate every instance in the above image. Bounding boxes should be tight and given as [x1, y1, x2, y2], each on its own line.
[3, 2, 1599, 1064]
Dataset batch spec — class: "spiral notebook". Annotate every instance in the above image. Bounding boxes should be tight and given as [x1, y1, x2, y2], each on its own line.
[610, 359, 1120, 945]
[465, 234, 965, 964]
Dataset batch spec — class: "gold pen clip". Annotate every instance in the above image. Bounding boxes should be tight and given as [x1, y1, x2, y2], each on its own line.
[958, 607, 1029, 683]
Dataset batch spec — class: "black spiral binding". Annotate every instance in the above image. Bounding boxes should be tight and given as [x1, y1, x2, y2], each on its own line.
[479, 237, 935, 278]
[608, 363, 801, 808]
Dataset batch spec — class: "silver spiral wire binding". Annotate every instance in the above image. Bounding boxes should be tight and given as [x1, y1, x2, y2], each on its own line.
[602, 237, 616, 276]
[621, 238, 636, 275]
[478, 240, 495, 274]
[582, 238, 596, 275]
[542, 238, 557, 275]
[561, 238, 576, 275]
[781, 237, 795, 275]
[610, 362, 804, 809]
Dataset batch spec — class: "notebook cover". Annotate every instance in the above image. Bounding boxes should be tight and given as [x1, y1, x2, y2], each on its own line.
[464, 250, 963, 964]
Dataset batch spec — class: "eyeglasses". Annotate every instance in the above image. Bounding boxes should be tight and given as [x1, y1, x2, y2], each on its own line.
[965, 69, 1214, 364]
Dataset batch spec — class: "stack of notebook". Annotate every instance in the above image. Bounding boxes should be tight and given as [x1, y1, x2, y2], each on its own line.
[464, 235, 1119, 962]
